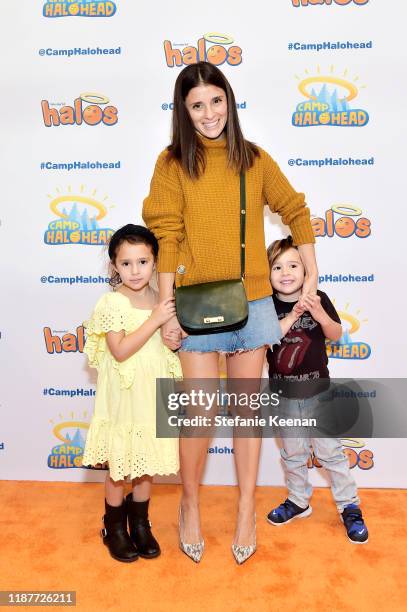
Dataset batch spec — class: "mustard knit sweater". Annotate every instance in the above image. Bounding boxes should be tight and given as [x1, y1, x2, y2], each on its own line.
[142, 137, 315, 301]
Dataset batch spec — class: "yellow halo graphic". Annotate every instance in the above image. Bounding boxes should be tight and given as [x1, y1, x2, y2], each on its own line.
[331, 204, 362, 216]
[204, 32, 234, 45]
[341, 438, 365, 449]
[299, 76, 358, 103]
[50, 194, 107, 221]
[53, 421, 89, 444]
[338, 311, 360, 335]
[80, 92, 110, 105]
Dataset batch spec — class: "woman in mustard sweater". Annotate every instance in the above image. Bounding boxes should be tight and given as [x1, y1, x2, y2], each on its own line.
[143, 62, 317, 564]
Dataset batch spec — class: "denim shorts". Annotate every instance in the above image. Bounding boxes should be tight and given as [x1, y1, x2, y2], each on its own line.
[179, 296, 282, 354]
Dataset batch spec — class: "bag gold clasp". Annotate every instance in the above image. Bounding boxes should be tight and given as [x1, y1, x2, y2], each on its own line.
[203, 316, 225, 324]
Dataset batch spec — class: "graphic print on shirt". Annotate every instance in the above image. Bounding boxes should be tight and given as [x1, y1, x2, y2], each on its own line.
[274, 325, 312, 375]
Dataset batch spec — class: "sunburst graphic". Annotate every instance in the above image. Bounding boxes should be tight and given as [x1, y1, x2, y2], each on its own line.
[46, 186, 115, 221]
[49, 411, 89, 444]
[295, 66, 367, 104]
[331, 301, 368, 337]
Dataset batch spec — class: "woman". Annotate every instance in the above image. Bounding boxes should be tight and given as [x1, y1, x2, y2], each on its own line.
[143, 61, 317, 564]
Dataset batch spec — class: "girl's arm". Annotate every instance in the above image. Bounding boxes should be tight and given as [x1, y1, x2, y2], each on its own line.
[158, 272, 184, 350]
[106, 297, 176, 362]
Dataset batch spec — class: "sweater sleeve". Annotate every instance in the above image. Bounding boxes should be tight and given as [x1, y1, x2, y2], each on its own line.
[142, 150, 185, 272]
[261, 149, 315, 246]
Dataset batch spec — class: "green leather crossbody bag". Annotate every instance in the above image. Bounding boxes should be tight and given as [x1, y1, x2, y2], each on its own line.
[175, 173, 248, 335]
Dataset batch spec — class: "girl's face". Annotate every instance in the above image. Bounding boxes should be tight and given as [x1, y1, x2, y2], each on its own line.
[185, 84, 228, 140]
[270, 247, 305, 301]
[112, 241, 155, 292]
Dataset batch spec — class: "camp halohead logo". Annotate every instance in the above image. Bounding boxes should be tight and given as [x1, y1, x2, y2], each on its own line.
[164, 33, 242, 68]
[47, 413, 107, 471]
[42, 93, 118, 127]
[293, 67, 368, 127]
[326, 302, 371, 360]
[48, 414, 88, 469]
[291, 0, 369, 7]
[44, 186, 115, 245]
[43, 0, 117, 18]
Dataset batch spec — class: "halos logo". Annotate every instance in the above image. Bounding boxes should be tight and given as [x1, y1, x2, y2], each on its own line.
[44, 326, 84, 354]
[293, 68, 368, 127]
[326, 303, 371, 360]
[44, 186, 115, 245]
[164, 33, 242, 68]
[308, 439, 373, 470]
[342, 439, 373, 470]
[42, 92, 118, 127]
[291, 0, 369, 6]
[312, 205, 371, 239]
[43, 0, 117, 18]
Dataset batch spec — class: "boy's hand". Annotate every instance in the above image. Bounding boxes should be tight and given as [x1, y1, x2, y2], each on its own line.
[293, 302, 306, 318]
[299, 294, 325, 321]
[151, 297, 177, 326]
[282, 302, 304, 330]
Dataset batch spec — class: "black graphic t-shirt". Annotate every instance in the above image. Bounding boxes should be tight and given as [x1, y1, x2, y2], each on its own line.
[267, 290, 341, 398]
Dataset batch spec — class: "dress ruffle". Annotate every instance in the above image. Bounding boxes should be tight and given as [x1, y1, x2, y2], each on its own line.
[82, 418, 179, 481]
[163, 345, 183, 380]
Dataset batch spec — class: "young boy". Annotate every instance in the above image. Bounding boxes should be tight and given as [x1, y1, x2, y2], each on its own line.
[266, 236, 368, 544]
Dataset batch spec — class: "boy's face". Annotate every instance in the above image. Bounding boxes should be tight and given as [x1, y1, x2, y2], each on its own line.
[270, 247, 305, 301]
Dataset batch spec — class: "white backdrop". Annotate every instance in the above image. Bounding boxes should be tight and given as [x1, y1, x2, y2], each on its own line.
[1, 0, 406, 488]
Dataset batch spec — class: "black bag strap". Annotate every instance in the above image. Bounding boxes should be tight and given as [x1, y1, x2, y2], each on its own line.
[240, 173, 246, 280]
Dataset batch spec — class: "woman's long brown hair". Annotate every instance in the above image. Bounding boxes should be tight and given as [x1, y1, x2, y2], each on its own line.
[168, 61, 259, 178]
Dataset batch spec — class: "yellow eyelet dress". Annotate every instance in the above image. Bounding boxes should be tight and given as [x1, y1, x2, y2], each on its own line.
[82, 292, 181, 481]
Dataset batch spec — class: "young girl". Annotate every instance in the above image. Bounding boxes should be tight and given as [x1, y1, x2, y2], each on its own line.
[82, 224, 182, 562]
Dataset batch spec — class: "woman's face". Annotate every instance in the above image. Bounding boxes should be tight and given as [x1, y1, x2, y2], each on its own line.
[185, 84, 228, 140]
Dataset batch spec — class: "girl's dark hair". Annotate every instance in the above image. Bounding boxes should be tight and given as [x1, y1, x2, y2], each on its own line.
[168, 61, 259, 178]
[108, 224, 158, 287]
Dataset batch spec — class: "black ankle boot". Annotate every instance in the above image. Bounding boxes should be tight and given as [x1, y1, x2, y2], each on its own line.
[101, 500, 139, 563]
[126, 494, 161, 558]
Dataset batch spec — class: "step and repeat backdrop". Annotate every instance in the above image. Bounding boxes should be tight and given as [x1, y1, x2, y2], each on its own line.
[1, 0, 406, 487]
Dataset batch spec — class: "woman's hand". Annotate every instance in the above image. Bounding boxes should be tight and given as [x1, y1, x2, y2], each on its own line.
[161, 315, 185, 350]
[299, 293, 323, 320]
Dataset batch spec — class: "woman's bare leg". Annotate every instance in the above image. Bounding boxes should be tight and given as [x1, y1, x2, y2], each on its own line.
[226, 347, 266, 546]
[178, 351, 219, 543]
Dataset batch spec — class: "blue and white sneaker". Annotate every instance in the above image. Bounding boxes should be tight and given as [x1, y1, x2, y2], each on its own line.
[341, 504, 369, 544]
[267, 498, 312, 526]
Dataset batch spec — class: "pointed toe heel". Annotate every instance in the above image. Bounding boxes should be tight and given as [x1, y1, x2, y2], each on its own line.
[231, 543, 256, 565]
[178, 506, 204, 563]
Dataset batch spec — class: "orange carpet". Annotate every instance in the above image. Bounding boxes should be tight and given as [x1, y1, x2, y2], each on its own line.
[0, 482, 406, 612]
